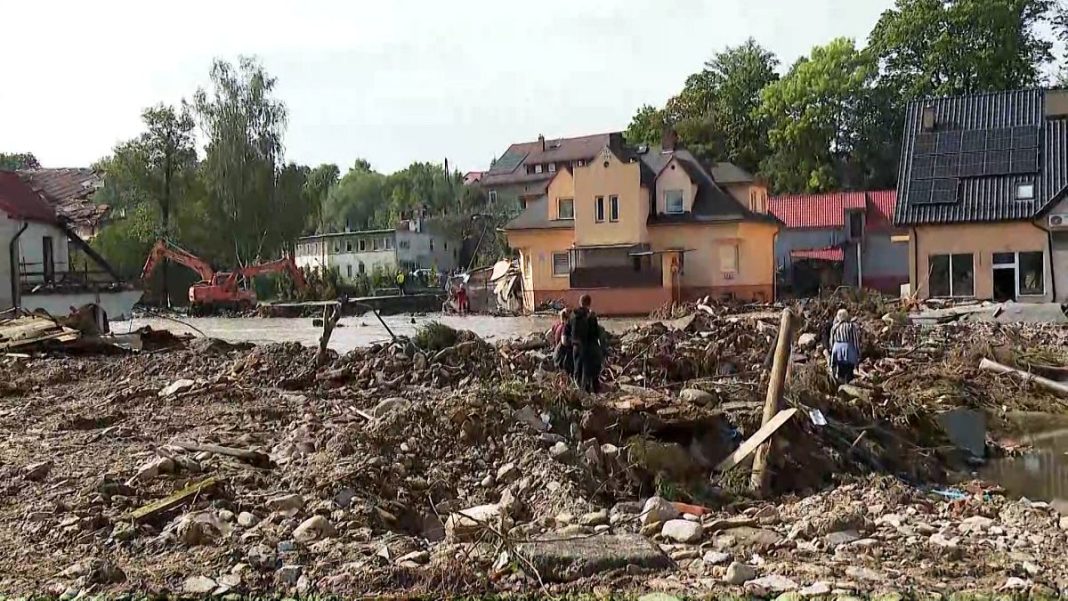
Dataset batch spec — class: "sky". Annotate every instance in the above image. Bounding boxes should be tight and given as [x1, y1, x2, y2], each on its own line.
[1, 0, 895, 175]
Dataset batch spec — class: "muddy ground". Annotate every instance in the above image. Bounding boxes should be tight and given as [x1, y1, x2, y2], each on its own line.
[2, 301, 1068, 598]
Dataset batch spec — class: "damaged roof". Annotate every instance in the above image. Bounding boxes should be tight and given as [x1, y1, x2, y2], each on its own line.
[0, 171, 58, 224]
[18, 168, 107, 230]
[482, 132, 620, 187]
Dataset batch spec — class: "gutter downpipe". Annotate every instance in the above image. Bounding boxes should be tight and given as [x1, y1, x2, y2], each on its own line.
[9, 221, 28, 310]
[910, 226, 918, 299]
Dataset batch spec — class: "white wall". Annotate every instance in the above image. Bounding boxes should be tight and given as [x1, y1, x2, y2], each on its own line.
[15, 221, 70, 283]
[396, 230, 459, 271]
[331, 250, 397, 280]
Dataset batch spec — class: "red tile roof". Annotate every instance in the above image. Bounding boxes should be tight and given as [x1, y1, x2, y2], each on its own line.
[769, 190, 897, 232]
[791, 247, 845, 262]
[0, 171, 57, 223]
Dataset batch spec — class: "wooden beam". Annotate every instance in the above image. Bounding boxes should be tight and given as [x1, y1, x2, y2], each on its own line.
[715, 408, 798, 473]
[980, 358, 1068, 398]
[749, 308, 796, 495]
[127, 477, 218, 523]
[171, 441, 271, 468]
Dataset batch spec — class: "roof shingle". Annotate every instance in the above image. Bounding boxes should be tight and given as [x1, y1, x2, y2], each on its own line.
[0, 171, 58, 223]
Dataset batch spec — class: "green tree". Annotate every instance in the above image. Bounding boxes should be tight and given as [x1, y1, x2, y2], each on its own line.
[869, 0, 1054, 100]
[323, 162, 387, 231]
[704, 39, 780, 174]
[304, 163, 340, 232]
[624, 104, 667, 146]
[0, 153, 40, 170]
[759, 38, 879, 193]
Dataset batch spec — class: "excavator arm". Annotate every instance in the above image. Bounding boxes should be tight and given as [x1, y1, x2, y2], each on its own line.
[237, 256, 307, 291]
[141, 240, 216, 284]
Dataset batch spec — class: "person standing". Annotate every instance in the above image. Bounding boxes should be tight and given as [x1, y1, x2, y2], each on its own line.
[396, 270, 406, 296]
[829, 308, 862, 383]
[569, 294, 602, 393]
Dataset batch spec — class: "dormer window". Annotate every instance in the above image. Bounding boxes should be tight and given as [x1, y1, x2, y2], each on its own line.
[534, 164, 543, 174]
[548, 163, 556, 173]
[665, 190, 684, 214]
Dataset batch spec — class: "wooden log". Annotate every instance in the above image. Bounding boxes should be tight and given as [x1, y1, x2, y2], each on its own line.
[716, 408, 798, 473]
[171, 441, 271, 468]
[127, 477, 218, 523]
[979, 358, 1068, 398]
[750, 308, 796, 495]
[315, 303, 342, 367]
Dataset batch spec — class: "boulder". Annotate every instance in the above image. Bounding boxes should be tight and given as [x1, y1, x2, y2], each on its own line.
[266, 494, 305, 513]
[661, 519, 703, 543]
[237, 512, 259, 528]
[640, 497, 680, 526]
[183, 576, 217, 594]
[373, 397, 411, 419]
[517, 534, 671, 582]
[724, 561, 757, 585]
[292, 516, 336, 543]
[679, 389, 715, 404]
[445, 504, 502, 541]
[159, 379, 196, 397]
[797, 332, 818, 350]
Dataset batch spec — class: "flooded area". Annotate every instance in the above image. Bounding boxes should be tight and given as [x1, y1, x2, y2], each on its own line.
[110, 313, 646, 352]
[981, 427, 1068, 504]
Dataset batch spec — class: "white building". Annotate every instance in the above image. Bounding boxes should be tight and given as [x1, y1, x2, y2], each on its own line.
[1, 171, 140, 319]
[295, 219, 459, 282]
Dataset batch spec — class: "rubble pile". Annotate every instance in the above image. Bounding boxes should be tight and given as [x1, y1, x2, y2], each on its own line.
[1, 301, 1068, 596]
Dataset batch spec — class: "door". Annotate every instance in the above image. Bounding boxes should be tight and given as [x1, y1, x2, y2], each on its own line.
[42, 236, 54, 284]
[992, 252, 1016, 302]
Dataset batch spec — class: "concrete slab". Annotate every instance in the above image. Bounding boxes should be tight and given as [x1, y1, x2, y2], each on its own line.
[517, 533, 672, 582]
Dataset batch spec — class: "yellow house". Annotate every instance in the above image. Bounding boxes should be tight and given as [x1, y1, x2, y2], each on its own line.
[504, 133, 779, 315]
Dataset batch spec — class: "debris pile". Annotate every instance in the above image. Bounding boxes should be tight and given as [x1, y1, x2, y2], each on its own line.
[1, 300, 1068, 596]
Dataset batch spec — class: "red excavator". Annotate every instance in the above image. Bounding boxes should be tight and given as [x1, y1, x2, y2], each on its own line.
[141, 240, 307, 313]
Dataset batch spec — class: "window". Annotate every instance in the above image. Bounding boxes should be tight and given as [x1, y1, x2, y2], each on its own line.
[444, 241, 448, 250]
[548, 163, 556, 173]
[373, 238, 381, 251]
[359, 262, 365, 274]
[333, 242, 340, 253]
[558, 198, 575, 220]
[665, 190, 684, 214]
[399, 240, 410, 250]
[595, 196, 605, 222]
[488, 190, 498, 204]
[1019, 251, 1045, 295]
[359, 239, 366, 252]
[848, 211, 864, 239]
[609, 195, 619, 222]
[430, 239, 435, 251]
[1016, 183, 1035, 200]
[535, 164, 544, 174]
[552, 251, 570, 276]
[385, 237, 394, 250]
[346, 265, 353, 278]
[719, 244, 739, 273]
[346, 241, 353, 252]
[577, 159, 586, 167]
[928, 253, 973, 297]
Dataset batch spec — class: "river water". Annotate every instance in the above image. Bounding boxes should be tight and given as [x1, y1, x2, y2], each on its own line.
[110, 314, 646, 353]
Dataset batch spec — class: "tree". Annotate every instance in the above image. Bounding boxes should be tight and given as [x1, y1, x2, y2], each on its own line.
[304, 163, 340, 233]
[703, 39, 780, 174]
[323, 163, 387, 231]
[759, 38, 880, 193]
[194, 57, 289, 265]
[0, 153, 40, 170]
[869, 0, 1054, 100]
[624, 104, 667, 147]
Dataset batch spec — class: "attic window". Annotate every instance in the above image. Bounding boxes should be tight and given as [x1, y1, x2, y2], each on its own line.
[548, 163, 556, 173]
[1016, 183, 1035, 200]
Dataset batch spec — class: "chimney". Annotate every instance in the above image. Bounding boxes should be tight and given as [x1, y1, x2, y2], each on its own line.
[661, 128, 678, 152]
[538, 134, 546, 151]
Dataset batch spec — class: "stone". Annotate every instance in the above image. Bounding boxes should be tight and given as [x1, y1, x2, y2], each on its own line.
[538, 432, 566, 448]
[1003, 576, 1031, 590]
[183, 576, 217, 594]
[637, 594, 682, 601]
[594, 524, 610, 533]
[706, 516, 758, 533]
[929, 532, 959, 549]
[959, 515, 994, 534]
[557, 524, 590, 536]
[176, 511, 231, 546]
[703, 550, 731, 565]
[480, 475, 494, 488]
[112, 522, 137, 541]
[748, 574, 798, 593]
[445, 504, 502, 541]
[217, 509, 235, 523]
[1057, 516, 1068, 531]
[127, 457, 175, 484]
[237, 512, 259, 528]
[824, 530, 861, 549]
[661, 519, 703, 543]
[555, 512, 574, 526]
[514, 405, 548, 431]
[797, 332, 818, 350]
[266, 494, 304, 513]
[799, 581, 832, 597]
[845, 566, 882, 582]
[724, 561, 757, 585]
[373, 397, 411, 419]
[159, 378, 196, 397]
[726, 526, 784, 550]
[397, 550, 430, 565]
[277, 564, 302, 585]
[496, 462, 519, 482]
[579, 510, 609, 527]
[549, 441, 571, 461]
[640, 497, 680, 526]
[517, 534, 671, 582]
[1022, 560, 1040, 576]
[670, 548, 700, 560]
[23, 460, 53, 482]
[937, 407, 986, 458]
[679, 388, 715, 404]
[217, 573, 242, 588]
[277, 540, 297, 553]
[333, 488, 357, 509]
[640, 521, 663, 537]
[293, 515, 336, 543]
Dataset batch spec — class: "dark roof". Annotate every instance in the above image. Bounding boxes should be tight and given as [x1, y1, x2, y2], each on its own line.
[0, 171, 58, 223]
[18, 168, 106, 229]
[894, 88, 1068, 225]
[503, 196, 575, 231]
[641, 147, 775, 225]
[482, 132, 619, 187]
[711, 162, 755, 184]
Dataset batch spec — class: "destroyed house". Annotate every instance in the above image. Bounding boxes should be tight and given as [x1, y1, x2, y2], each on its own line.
[894, 88, 1068, 302]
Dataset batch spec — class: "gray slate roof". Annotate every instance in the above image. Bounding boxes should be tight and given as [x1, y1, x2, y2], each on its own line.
[895, 88, 1068, 225]
[503, 195, 574, 231]
[711, 162, 755, 184]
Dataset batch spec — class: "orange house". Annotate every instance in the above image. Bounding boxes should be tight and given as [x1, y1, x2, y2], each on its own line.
[504, 133, 780, 316]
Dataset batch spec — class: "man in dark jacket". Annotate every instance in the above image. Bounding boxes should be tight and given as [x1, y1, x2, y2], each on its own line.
[569, 294, 602, 393]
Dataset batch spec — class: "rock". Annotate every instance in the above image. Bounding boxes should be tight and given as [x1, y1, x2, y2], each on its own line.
[538, 432, 566, 448]
[237, 512, 259, 528]
[959, 515, 994, 534]
[703, 550, 731, 565]
[640, 497, 680, 526]
[661, 519, 703, 543]
[277, 540, 297, 553]
[514, 405, 548, 431]
[797, 332, 818, 350]
[60, 559, 125, 584]
[292, 515, 336, 543]
[670, 548, 700, 560]
[638, 594, 682, 601]
[799, 581, 831, 597]
[333, 488, 357, 509]
[159, 378, 196, 397]
[277, 564, 303, 585]
[176, 511, 231, 546]
[845, 566, 882, 581]
[838, 384, 871, 402]
[517, 534, 671, 582]
[555, 512, 574, 526]
[266, 494, 304, 513]
[557, 524, 590, 536]
[549, 441, 571, 461]
[748, 574, 798, 593]
[706, 516, 757, 533]
[679, 388, 714, 404]
[579, 510, 609, 527]
[640, 521, 663, 537]
[726, 526, 784, 550]
[498, 488, 520, 518]
[23, 460, 53, 482]
[724, 561, 757, 585]
[217, 573, 242, 588]
[183, 576, 217, 594]
[127, 457, 175, 484]
[1022, 560, 1040, 576]
[445, 504, 502, 541]
[112, 522, 137, 541]
[480, 475, 495, 487]
[397, 550, 430, 565]
[594, 524, 610, 533]
[929, 532, 959, 549]
[1059, 516, 1068, 531]
[373, 397, 411, 419]
[1004, 576, 1031, 590]
[496, 462, 519, 482]
[824, 529, 861, 549]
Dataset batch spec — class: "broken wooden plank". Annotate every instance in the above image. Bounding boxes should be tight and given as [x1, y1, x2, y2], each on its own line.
[171, 441, 271, 468]
[127, 477, 218, 523]
[715, 407, 798, 473]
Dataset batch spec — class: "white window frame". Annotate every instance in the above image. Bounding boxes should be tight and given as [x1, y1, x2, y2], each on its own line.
[535, 164, 544, 174]
[548, 162, 556, 173]
[1016, 183, 1035, 200]
[992, 251, 1046, 297]
[719, 243, 739, 273]
[665, 190, 684, 214]
[551, 251, 570, 277]
[609, 195, 619, 222]
[488, 189, 498, 204]
[595, 196, 605, 222]
[358, 239, 366, 252]
[557, 197, 575, 220]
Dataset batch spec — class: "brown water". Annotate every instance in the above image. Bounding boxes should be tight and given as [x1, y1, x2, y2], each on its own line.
[980, 428, 1068, 503]
[110, 314, 646, 353]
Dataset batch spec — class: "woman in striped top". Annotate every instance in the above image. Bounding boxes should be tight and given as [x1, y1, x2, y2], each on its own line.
[830, 308, 862, 383]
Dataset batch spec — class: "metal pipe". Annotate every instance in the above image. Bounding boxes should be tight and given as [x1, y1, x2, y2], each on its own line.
[9, 221, 28, 310]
